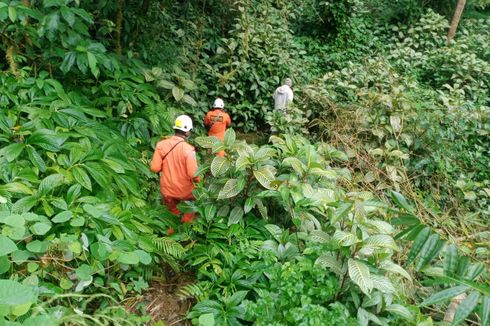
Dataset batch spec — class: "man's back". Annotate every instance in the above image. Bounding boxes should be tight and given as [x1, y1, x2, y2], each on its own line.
[150, 135, 198, 199]
[204, 109, 231, 140]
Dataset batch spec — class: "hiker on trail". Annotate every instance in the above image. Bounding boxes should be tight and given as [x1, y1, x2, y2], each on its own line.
[204, 98, 231, 157]
[150, 115, 199, 225]
[273, 78, 294, 112]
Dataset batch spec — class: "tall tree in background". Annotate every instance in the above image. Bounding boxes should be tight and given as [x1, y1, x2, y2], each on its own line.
[447, 0, 466, 41]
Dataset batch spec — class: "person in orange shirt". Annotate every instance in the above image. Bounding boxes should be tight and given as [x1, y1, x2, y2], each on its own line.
[204, 98, 231, 157]
[150, 115, 200, 226]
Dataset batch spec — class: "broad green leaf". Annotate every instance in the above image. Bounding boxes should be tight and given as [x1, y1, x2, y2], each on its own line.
[87, 52, 99, 78]
[30, 222, 51, 236]
[444, 244, 459, 276]
[194, 136, 220, 149]
[331, 202, 353, 224]
[0, 235, 17, 256]
[348, 258, 373, 295]
[217, 178, 244, 199]
[75, 264, 92, 281]
[204, 205, 217, 222]
[264, 224, 282, 242]
[26, 129, 62, 152]
[310, 230, 330, 244]
[371, 275, 395, 293]
[38, 173, 65, 195]
[0, 143, 24, 162]
[0, 256, 11, 275]
[385, 304, 414, 320]
[452, 291, 480, 325]
[157, 79, 174, 89]
[228, 206, 243, 225]
[390, 191, 414, 214]
[416, 234, 445, 271]
[26, 240, 49, 253]
[333, 230, 359, 246]
[283, 157, 305, 175]
[210, 156, 231, 177]
[8, 6, 17, 22]
[315, 253, 342, 275]
[421, 285, 469, 306]
[198, 313, 215, 326]
[72, 166, 92, 191]
[406, 226, 431, 266]
[363, 234, 398, 251]
[52, 211, 72, 223]
[117, 251, 140, 265]
[134, 250, 151, 265]
[243, 197, 254, 214]
[223, 128, 236, 146]
[481, 296, 490, 326]
[172, 86, 185, 101]
[26, 146, 46, 172]
[235, 154, 251, 171]
[0, 182, 33, 195]
[253, 165, 276, 190]
[0, 280, 37, 317]
[379, 260, 412, 281]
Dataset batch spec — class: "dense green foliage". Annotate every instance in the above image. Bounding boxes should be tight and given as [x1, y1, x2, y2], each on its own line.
[0, 0, 489, 325]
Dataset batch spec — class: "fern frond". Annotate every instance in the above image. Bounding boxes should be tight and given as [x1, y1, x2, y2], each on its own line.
[178, 282, 210, 301]
[152, 237, 185, 259]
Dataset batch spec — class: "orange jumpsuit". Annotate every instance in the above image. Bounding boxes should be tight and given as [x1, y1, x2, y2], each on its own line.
[150, 135, 199, 223]
[204, 109, 231, 157]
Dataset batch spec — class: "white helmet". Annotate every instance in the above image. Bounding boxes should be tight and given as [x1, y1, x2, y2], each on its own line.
[213, 98, 224, 109]
[173, 115, 193, 132]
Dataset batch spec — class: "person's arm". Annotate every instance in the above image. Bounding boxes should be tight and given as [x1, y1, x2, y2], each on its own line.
[186, 149, 200, 182]
[288, 87, 294, 102]
[150, 145, 162, 173]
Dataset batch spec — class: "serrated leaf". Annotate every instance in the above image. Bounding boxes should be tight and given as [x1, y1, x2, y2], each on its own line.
[228, 206, 243, 225]
[264, 224, 282, 242]
[315, 253, 342, 275]
[348, 258, 373, 295]
[26, 146, 46, 172]
[421, 285, 469, 306]
[210, 156, 231, 177]
[253, 165, 276, 190]
[452, 291, 480, 325]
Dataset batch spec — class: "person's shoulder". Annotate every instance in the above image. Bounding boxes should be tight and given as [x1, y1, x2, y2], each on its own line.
[182, 141, 195, 151]
[155, 136, 172, 147]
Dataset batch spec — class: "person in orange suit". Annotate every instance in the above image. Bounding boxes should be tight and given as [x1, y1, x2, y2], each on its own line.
[204, 98, 231, 157]
[150, 115, 200, 229]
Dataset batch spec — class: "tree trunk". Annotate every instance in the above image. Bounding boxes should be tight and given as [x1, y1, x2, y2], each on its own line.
[447, 0, 466, 42]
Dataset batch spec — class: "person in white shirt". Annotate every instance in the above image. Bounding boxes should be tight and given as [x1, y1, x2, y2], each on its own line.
[273, 78, 294, 112]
